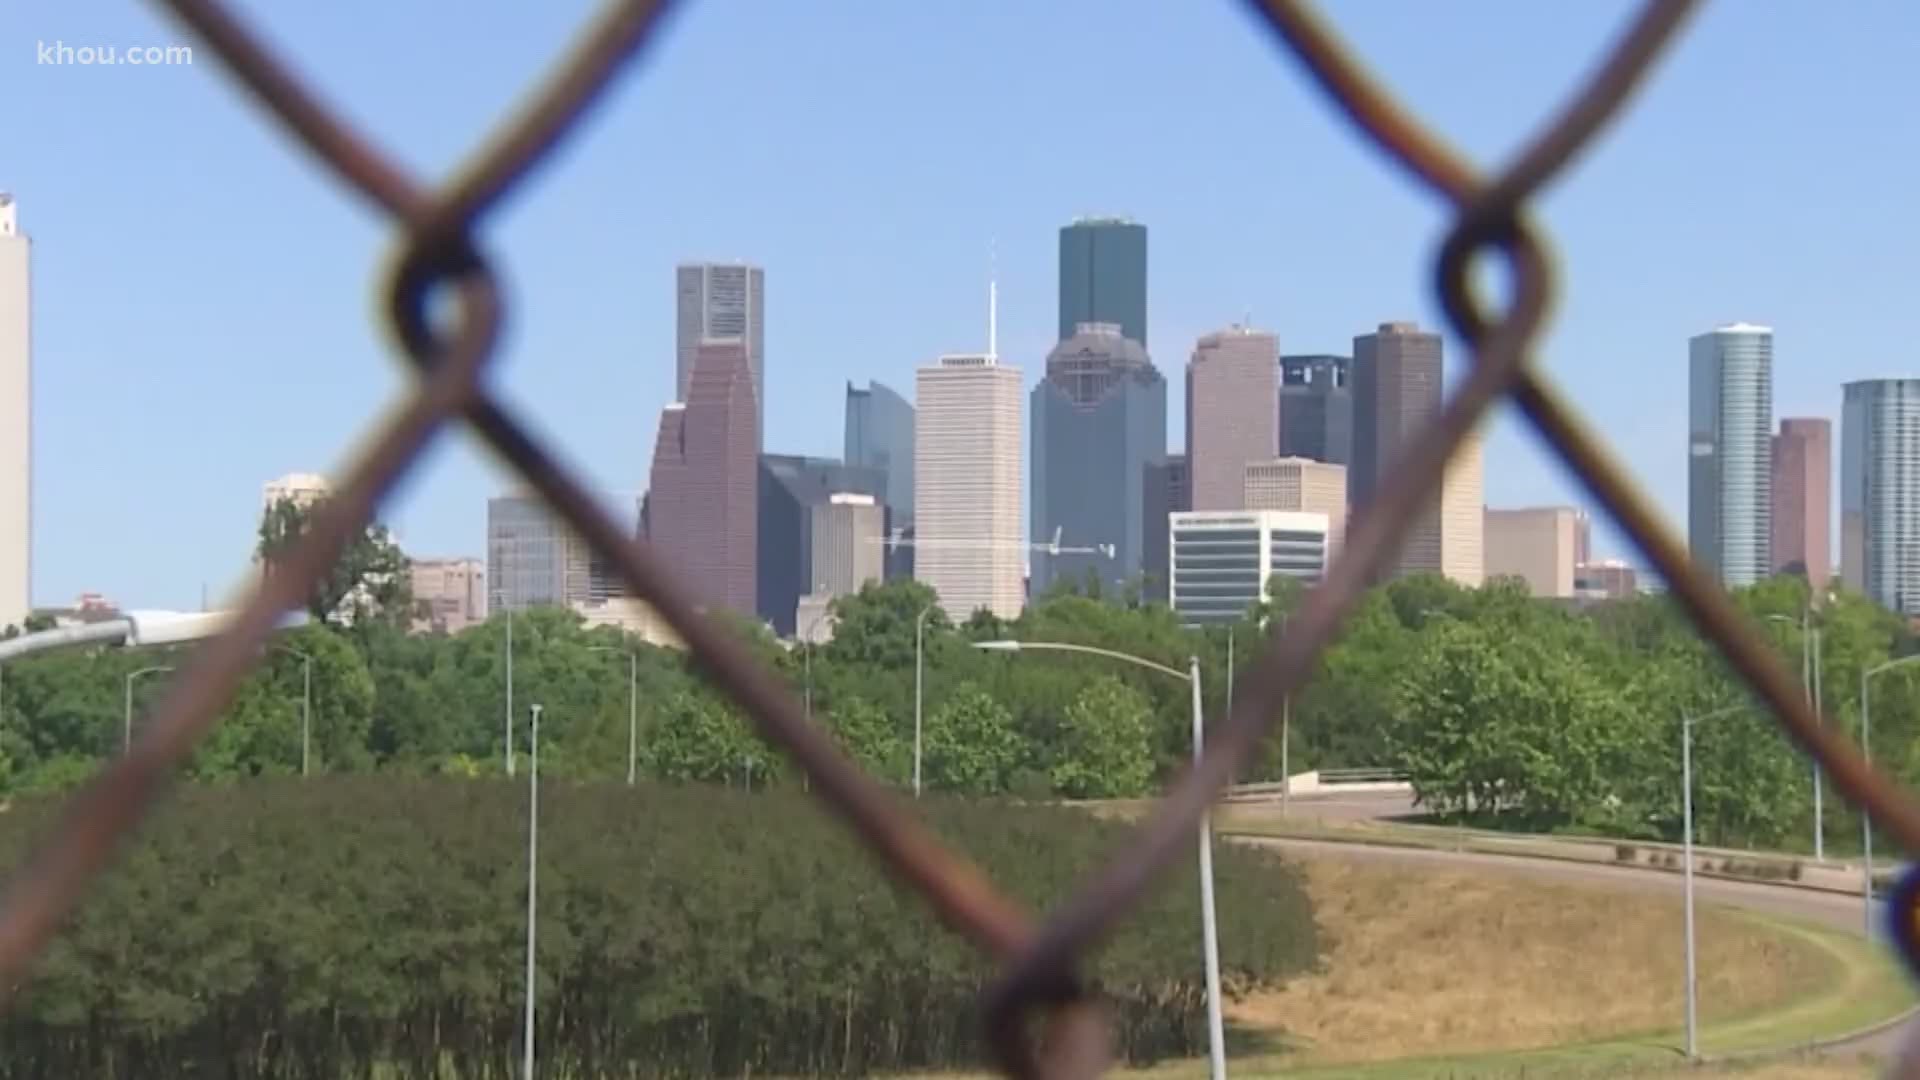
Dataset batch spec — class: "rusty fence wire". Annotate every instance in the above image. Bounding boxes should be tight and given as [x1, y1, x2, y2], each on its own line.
[2, 0, 1916, 1075]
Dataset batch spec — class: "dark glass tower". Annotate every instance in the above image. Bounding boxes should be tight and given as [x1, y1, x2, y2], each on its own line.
[844, 380, 916, 579]
[1279, 354, 1353, 466]
[1058, 218, 1147, 347]
[1031, 322, 1166, 595]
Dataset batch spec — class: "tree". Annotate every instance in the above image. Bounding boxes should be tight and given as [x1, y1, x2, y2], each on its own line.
[1389, 619, 1628, 828]
[923, 683, 1022, 793]
[822, 579, 944, 671]
[1051, 676, 1155, 798]
[824, 696, 903, 781]
[256, 496, 411, 627]
[644, 690, 776, 785]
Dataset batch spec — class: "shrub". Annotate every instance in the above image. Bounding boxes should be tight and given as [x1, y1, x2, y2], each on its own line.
[0, 778, 1323, 1078]
[1614, 843, 1637, 863]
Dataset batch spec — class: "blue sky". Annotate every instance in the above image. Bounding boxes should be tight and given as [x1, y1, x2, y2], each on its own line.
[2, 1, 1915, 610]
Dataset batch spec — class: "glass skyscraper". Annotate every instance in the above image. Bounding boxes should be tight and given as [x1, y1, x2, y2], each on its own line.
[1031, 323, 1165, 595]
[1058, 218, 1147, 346]
[844, 379, 915, 579]
[1688, 324, 1774, 588]
[1841, 379, 1920, 614]
[1279, 354, 1352, 465]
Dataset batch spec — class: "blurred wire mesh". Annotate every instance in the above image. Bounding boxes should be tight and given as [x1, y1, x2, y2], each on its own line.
[1, 0, 1913, 1075]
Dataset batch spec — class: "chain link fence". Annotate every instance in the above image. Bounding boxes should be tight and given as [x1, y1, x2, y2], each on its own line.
[3, 0, 1915, 1075]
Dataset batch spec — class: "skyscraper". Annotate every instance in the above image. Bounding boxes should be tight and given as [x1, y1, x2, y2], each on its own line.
[756, 453, 884, 635]
[410, 556, 487, 634]
[488, 494, 592, 612]
[845, 379, 915, 578]
[1484, 506, 1581, 598]
[1688, 324, 1774, 588]
[1841, 379, 1920, 614]
[677, 263, 765, 433]
[1351, 321, 1473, 581]
[1031, 322, 1166, 595]
[1058, 218, 1147, 346]
[916, 353, 1023, 620]
[1772, 417, 1831, 592]
[0, 195, 29, 630]
[1279, 354, 1353, 465]
[1437, 426, 1485, 587]
[1244, 458, 1347, 553]
[1351, 321, 1442, 515]
[1141, 454, 1189, 605]
[810, 494, 885, 600]
[1186, 326, 1279, 511]
[647, 341, 759, 616]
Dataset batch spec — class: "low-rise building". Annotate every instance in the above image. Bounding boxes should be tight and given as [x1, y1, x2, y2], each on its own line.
[1169, 510, 1330, 626]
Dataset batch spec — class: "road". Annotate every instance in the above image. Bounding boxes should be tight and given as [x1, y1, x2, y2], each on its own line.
[1238, 829, 1915, 1060]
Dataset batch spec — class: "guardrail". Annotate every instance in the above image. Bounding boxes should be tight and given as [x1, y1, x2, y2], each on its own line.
[1318, 767, 1410, 785]
[1224, 768, 1412, 800]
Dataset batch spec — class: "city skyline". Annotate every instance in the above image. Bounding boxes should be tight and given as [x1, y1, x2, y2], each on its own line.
[5, 3, 1916, 610]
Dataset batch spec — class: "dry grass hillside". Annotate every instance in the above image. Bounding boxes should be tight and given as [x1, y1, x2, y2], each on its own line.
[1225, 855, 1836, 1066]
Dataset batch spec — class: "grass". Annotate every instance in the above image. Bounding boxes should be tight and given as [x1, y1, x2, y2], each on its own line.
[1218, 855, 1845, 1068]
[909, 848, 1911, 1080]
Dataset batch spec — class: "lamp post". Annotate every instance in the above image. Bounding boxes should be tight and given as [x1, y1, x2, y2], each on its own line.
[1680, 702, 1746, 1060]
[504, 609, 516, 778]
[802, 600, 834, 725]
[974, 639, 1226, 1080]
[1860, 654, 1920, 938]
[913, 603, 935, 798]
[1812, 625, 1824, 860]
[523, 702, 542, 1079]
[274, 645, 313, 777]
[124, 665, 174, 754]
[587, 644, 639, 785]
[1764, 611, 1820, 860]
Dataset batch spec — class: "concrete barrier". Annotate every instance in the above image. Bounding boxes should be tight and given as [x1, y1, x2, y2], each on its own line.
[1225, 769, 1414, 800]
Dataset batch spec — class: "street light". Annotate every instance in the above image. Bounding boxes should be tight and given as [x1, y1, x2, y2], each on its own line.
[1860, 654, 1920, 938]
[504, 609, 516, 778]
[1235, 612, 1294, 818]
[274, 644, 313, 778]
[124, 665, 174, 753]
[974, 639, 1226, 1080]
[1764, 611, 1822, 860]
[587, 644, 639, 785]
[522, 702, 542, 1080]
[1680, 702, 1746, 1060]
[802, 598, 834, 726]
[913, 603, 936, 798]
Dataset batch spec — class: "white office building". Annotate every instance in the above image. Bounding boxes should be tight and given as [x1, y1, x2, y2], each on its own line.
[1168, 510, 1330, 626]
[915, 352, 1024, 620]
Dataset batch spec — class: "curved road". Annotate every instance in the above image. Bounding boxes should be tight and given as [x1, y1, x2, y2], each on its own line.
[1234, 812, 1915, 1061]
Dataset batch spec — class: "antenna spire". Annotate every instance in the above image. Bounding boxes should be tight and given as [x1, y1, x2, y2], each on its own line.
[988, 238, 999, 363]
